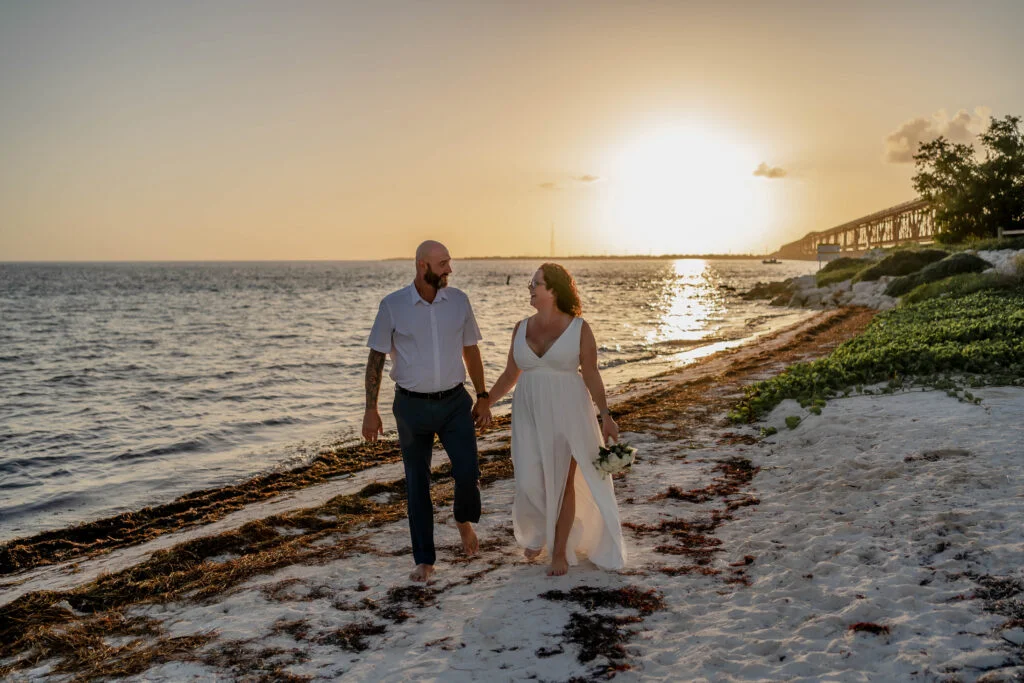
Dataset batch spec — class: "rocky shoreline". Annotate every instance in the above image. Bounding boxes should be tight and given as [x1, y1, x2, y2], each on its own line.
[743, 247, 1024, 311]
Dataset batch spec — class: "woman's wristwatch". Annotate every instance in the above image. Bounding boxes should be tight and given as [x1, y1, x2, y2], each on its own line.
[597, 407, 611, 420]
[476, 391, 490, 400]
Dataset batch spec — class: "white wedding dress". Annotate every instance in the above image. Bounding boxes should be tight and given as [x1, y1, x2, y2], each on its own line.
[510, 317, 627, 570]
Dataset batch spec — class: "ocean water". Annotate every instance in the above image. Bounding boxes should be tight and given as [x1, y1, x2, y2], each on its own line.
[0, 259, 816, 541]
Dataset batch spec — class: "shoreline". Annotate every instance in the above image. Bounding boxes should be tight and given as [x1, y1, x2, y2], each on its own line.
[3, 302, 1022, 680]
[0, 309, 868, 595]
[0, 307, 817, 563]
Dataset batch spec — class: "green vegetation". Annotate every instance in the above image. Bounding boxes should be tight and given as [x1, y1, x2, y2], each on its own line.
[948, 235, 1024, 252]
[853, 249, 948, 283]
[902, 272, 1019, 305]
[913, 115, 1024, 243]
[729, 288, 1024, 423]
[885, 252, 992, 297]
[785, 416, 801, 430]
[816, 257, 871, 287]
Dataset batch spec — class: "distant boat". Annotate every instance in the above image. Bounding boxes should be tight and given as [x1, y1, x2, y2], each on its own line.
[762, 258, 780, 264]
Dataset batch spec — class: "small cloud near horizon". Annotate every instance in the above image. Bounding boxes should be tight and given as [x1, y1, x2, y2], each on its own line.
[753, 162, 787, 179]
[539, 174, 600, 190]
[884, 106, 991, 163]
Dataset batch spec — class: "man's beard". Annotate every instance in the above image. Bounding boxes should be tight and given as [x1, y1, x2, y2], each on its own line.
[424, 264, 448, 289]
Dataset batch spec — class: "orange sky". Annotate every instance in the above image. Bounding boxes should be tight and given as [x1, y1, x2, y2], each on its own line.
[1, 1, 1022, 260]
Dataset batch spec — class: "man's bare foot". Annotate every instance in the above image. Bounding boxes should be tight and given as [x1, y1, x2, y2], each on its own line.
[409, 564, 434, 582]
[524, 547, 542, 561]
[547, 555, 569, 576]
[456, 521, 478, 557]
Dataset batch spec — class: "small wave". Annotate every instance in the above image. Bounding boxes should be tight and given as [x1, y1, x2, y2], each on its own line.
[600, 353, 658, 369]
[43, 374, 89, 387]
[265, 361, 354, 372]
[112, 438, 213, 462]
[230, 416, 303, 431]
[655, 338, 710, 350]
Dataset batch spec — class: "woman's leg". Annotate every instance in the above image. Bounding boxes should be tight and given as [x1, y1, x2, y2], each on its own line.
[548, 458, 577, 576]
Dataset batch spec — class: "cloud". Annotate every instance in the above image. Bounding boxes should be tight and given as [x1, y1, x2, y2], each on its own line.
[539, 182, 559, 190]
[884, 106, 992, 163]
[753, 162, 787, 179]
[573, 174, 601, 183]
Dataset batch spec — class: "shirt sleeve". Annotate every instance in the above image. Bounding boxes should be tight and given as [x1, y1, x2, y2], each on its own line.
[462, 296, 483, 346]
[367, 300, 394, 353]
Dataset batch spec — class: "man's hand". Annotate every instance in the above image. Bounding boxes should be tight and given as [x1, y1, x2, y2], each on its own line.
[472, 399, 492, 429]
[362, 408, 384, 442]
[601, 414, 619, 445]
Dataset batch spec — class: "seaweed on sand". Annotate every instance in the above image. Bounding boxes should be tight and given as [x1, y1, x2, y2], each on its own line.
[321, 621, 388, 652]
[0, 440, 406, 575]
[848, 622, 891, 636]
[561, 612, 643, 664]
[538, 586, 664, 671]
[540, 586, 665, 615]
[0, 610, 213, 682]
[966, 573, 1024, 629]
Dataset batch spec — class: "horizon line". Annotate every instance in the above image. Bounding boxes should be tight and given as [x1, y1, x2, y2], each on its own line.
[1, 253, 782, 265]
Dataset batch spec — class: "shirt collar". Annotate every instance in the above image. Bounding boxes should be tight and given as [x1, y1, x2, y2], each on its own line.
[409, 282, 449, 305]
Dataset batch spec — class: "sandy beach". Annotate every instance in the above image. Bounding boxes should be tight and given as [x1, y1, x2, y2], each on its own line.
[3, 308, 1023, 682]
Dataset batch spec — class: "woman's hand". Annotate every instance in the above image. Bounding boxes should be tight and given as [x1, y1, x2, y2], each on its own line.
[601, 413, 619, 445]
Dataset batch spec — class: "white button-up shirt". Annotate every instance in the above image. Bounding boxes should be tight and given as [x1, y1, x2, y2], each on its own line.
[367, 284, 482, 393]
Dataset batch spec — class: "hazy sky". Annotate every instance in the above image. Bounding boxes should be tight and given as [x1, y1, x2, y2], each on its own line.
[2, 0, 1022, 260]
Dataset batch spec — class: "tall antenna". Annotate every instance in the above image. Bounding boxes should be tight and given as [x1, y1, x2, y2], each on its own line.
[550, 221, 555, 257]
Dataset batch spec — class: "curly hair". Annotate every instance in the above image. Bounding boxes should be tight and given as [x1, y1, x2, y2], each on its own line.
[539, 263, 582, 317]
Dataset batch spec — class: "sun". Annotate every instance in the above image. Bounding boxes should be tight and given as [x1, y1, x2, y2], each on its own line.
[596, 125, 769, 254]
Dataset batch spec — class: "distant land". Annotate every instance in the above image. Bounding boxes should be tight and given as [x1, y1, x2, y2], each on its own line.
[384, 253, 774, 262]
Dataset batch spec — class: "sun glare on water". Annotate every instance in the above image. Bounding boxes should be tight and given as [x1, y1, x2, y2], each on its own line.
[598, 126, 769, 255]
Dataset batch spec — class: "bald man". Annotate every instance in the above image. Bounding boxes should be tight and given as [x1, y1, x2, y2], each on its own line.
[363, 241, 492, 582]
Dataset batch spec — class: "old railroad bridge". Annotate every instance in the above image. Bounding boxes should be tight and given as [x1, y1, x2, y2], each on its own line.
[775, 198, 936, 259]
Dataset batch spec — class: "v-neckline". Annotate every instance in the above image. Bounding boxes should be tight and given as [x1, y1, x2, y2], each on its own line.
[524, 317, 575, 360]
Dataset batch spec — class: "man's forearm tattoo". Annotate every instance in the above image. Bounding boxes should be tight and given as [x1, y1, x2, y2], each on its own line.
[365, 350, 386, 408]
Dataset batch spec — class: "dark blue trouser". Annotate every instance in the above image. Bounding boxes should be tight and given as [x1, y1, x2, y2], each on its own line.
[392, 386, 481, 566]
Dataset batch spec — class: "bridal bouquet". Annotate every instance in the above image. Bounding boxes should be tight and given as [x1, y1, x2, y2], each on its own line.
[593, 442, 636, 479]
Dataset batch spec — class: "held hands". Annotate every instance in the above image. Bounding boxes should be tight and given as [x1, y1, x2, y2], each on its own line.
[362, 408, 384, 442]
[472, 399, 492, 428]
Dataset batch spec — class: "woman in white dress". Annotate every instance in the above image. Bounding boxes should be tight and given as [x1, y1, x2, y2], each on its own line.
[486, 264, 627, 576]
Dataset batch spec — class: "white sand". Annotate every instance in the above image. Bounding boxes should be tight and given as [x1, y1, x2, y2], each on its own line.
[9, 384, 1023, 681]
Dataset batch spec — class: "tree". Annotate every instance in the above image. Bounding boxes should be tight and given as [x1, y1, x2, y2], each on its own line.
[912, 115, 1024, 243]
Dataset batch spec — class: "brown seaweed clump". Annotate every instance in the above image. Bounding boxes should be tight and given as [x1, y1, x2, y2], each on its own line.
[562, 611, 643, 664]
[540, 586, 666, 615]
[848, 622, 890, 636]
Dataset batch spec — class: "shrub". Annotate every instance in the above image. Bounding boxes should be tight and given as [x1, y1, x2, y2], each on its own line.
[820, 257, 869, 274]
[902, 272, 1018, 305]
[949, 236, 1024, 252]
[919, 252, 992, 280]
[817, 259, 871, 288]
[853, 249, 948, 283]
[728, 288, 1024, 423]
[785, 416, 801, 430]
[885, 252, 993, 297]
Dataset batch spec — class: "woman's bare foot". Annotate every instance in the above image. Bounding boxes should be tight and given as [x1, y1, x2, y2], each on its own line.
[547, 555, 569, 576]
[456, 521, 478, 556]
[409, 564, 434, 582]
[524, 547, 542, 561]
